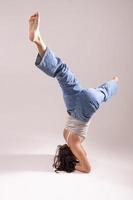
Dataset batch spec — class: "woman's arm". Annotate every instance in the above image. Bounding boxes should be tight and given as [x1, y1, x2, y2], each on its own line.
[80, 144, 88, 157]
[69, 134, 91, 173]
[73, 143, 91, 173]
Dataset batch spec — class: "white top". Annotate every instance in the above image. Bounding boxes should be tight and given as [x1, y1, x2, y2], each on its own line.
[64, 115, 91, 144]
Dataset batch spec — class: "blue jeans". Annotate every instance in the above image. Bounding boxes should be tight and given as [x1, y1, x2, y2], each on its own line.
[35, 47, 118, 122]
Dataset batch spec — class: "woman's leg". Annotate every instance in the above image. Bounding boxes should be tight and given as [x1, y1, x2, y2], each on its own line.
[95, 77, 119, 103]
[28, 12, 47, 57]
[28, 12, 82, 96]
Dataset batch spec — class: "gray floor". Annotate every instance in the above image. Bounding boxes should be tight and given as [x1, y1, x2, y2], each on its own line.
[0, 149, 132, 200]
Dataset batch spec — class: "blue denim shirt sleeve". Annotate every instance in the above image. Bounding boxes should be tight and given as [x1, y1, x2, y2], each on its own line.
[35, 47, 82, 95]
[97, 80, 118, 102]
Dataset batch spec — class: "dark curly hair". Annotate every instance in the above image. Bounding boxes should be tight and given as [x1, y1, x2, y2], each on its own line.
[52, 143, 79, 173]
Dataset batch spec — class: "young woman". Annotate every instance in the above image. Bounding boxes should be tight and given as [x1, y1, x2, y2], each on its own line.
[28, 12, 119, 173]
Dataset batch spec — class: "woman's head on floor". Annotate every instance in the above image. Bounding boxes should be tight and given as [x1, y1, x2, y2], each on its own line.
[52, 143, 79, 173]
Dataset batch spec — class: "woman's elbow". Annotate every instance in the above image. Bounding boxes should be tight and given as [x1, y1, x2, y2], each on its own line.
[81, 163, 91, 173]
[75, 162, 91, 173]
[83, 166, 91, 173]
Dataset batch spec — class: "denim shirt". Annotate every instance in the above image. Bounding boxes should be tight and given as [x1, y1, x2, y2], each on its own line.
[35, 47, 118, 122]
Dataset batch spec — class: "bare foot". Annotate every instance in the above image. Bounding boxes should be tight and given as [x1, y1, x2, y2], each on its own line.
[112, 76, 119, 81]
[28, 12, 41, 43]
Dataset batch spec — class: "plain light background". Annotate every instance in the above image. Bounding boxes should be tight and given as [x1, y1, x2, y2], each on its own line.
[0, 0, 132, 156]
[0, 1, 133, 199]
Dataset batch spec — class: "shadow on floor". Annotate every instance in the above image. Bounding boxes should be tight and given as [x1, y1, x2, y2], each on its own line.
[0, 154, 56, 173]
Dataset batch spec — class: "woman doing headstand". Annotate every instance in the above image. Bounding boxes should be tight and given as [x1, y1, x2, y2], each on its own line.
[28, 12, 119, 173]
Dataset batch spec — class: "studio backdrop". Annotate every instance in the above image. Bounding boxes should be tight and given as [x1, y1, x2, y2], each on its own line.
[0, 0, 132, 164]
